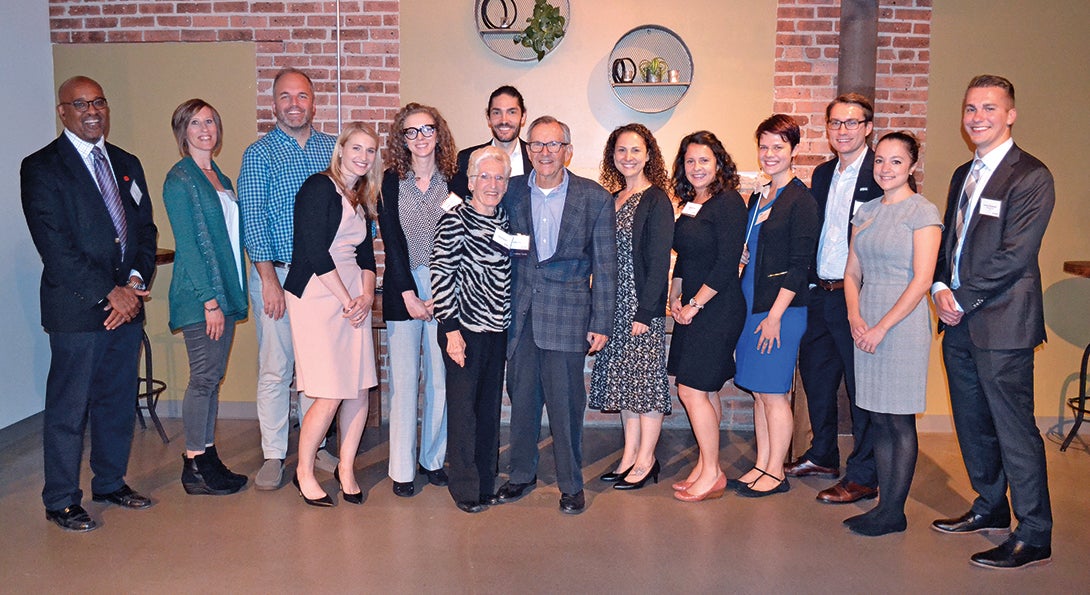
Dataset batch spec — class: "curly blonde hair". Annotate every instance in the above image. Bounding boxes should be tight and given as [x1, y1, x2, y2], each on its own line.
[599, 123, 670, 195]
[386, 102, 458, 181]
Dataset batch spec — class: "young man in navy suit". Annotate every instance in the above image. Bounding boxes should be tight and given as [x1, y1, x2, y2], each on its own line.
[21, 76, 158, 532]
[931, 75, 1054, 569]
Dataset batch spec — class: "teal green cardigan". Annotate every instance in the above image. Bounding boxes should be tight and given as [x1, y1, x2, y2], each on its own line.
[162, 156, 249, 331]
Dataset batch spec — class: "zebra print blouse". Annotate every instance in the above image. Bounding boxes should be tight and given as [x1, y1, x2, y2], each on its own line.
[430, 203, 512, 334]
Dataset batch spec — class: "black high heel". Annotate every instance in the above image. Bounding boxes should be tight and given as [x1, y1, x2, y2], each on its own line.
[292, 474, 334, 507]
[614, 460, 660, 491]
[600, 464, 635, 482]
[334, 467, 363, 505]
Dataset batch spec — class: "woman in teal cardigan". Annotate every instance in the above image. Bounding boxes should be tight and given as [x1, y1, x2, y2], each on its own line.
[163, 99, 249, 496]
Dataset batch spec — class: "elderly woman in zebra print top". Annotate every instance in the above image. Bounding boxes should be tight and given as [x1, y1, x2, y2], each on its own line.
[430, 146, 513, 513]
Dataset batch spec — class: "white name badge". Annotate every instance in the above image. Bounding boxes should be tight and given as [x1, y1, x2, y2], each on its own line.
[492, 228, 530, 256]
[756, 209, 771, 225]
[130, 182, 143, 205]
[440, 192, 462, 212]
[979, 198, 1002, 218]
[680, 201, 702, 217]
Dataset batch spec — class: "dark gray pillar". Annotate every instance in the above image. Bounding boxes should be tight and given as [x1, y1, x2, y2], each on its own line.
[838, 0, 879, 102]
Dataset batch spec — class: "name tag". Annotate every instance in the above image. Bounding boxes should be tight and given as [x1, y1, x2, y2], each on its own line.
[978, 198, 1001, 218]
[130, 182, 143, 205]
[680, 201, 702, 217]
[756, 209, 771, 225]
[493, 228, 530, 256]
[440, 192, 462, 212]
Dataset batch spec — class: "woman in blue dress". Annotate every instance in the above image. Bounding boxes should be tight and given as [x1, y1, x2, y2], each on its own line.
[733, 115, 819, 497]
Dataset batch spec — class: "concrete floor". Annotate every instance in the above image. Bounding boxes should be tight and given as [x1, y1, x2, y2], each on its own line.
[1, 415, 1086, 593]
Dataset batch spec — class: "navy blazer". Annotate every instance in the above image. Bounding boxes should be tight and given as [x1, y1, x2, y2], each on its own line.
[933, 143, 1054, 349]
[284, 174, 375, 298]
[449, 139, 532, 199]
[628, 185, 675, 325]
[21, 134, 157, 333]
[744, 177, 819, 314]
[808, 148, 884, 282]
[502, 171, 618, 355]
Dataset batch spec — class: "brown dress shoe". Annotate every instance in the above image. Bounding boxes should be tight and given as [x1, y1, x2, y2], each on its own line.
[784, 458, 839, 478]
[816, 480, 878, 504]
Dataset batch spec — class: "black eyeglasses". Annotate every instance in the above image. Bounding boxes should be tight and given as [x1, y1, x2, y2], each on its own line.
[60, 98, 109, 112]
[826, 119, 866, 130]
[528, 141, 569, 153]
[402, 124, 437, 140]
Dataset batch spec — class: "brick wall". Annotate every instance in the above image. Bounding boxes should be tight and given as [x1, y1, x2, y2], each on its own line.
[774, 0, 931, 187]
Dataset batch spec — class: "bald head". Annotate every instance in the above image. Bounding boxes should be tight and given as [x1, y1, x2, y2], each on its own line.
[57, 76, 110, 143]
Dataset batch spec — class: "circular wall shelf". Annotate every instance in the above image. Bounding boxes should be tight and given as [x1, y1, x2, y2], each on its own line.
[608, 25, 694, 113]
[475, 0, 570, 62]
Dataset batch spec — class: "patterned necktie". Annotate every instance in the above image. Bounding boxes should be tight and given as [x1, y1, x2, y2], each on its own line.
[91, 146, 128, 259]
[955, 159, 983, 241]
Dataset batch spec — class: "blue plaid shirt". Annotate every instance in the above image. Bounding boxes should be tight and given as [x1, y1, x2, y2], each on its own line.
[238, 126, 336, 263]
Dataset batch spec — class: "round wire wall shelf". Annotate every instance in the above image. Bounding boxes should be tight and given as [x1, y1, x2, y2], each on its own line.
[608, 25, 694, 113]
[475, 0, 571, 62]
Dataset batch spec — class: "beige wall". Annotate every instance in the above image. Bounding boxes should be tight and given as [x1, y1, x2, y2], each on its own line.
[924, 1, 1090, 428]
[402, 0, 777, 178]
[53, 43, 260, 412]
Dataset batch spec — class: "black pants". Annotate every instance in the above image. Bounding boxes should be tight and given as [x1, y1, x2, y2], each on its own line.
[439, 329, 507, 502]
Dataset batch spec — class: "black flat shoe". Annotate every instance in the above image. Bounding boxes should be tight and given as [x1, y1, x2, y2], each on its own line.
[333, 468, 363, 505]
[970, 537, 1052, 569]
[292, 474, 334, 507]
[392, 480, 415, 498]
[479, 493, 500, 506]
[559, 490, 586, 514]
[496, 477, 537, 503]
[614, 460, 660, 491]
[45, 505, 98, 532]
[736, 470, 790, 498]
[456, 500, 485, 513]
[419, 465, 449, 486]
[600, 464, 634, 482]
[91, 485, 153, 509]
[931, 511, 1010, 534]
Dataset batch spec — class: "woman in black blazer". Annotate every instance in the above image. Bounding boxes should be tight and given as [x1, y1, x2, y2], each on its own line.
[589, 123, 675, 491]
[733, 115, 819, 497]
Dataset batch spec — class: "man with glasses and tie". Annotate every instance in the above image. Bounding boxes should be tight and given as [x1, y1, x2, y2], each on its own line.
[21, 76, 158, 532]
[495, 116, 617, 514]
[788, 94, 882, 505]
[930, 75, 1054, 570]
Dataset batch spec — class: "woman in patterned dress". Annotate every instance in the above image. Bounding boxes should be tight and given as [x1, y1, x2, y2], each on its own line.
[589, 123, 675, 491]
[431, 146, 513, 513]
[842, 132, 941, 535]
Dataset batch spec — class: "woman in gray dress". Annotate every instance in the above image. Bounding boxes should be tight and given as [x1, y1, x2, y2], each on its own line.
[842, 132, 941, 536]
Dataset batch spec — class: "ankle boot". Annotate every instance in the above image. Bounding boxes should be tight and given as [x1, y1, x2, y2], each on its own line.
[204, 445, 247, 489]
[182, 453, 242, 496]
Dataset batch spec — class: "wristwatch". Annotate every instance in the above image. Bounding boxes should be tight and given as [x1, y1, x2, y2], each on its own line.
[688, 298, 704, 310]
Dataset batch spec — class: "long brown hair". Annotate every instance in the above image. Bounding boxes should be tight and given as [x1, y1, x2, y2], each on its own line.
[386, 102, 458, 181]
[599, 123, 670, 195]
[326, 121, 382, 218]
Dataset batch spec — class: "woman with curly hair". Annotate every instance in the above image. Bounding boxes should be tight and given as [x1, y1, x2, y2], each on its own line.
[590, 123, 675, 491]
[378, 103, 459, 497]
[666, 131, 749, 502]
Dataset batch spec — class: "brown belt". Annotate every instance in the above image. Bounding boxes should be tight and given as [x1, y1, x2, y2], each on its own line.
[817, 278, 844, 291]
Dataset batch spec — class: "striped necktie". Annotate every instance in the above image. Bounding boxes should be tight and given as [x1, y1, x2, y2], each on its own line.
[91, 146, 128, 259]
[954, 159, 983, 242]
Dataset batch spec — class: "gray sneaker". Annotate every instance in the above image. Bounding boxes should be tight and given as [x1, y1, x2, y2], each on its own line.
[254, 459, 284, 491]
[314, 450, 340, 473]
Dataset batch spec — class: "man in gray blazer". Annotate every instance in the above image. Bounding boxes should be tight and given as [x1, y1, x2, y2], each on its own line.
[496, 116, 617, 514]
[931, 75, 1054, 569]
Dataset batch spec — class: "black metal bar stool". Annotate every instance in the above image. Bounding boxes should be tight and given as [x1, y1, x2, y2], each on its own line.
[1060, 260, 1090, 451]
[136, 248, 174, 444]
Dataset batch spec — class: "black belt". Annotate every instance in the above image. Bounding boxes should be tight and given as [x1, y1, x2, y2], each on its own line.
[272, 261, 290, 270]
[817, 278, 844, 291]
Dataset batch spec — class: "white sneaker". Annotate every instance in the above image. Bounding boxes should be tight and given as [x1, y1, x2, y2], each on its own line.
[254, 459, 284, 491]
[314, 450, 340, 473]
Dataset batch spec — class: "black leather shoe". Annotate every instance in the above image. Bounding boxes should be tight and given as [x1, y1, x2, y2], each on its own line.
[599, 464, 634, 482]
[496, 477, 537, 503]
[479, 493, 500, 506]
[392, 480, 415, 498]
[784, 458, 839, 478]
[91, 485, 152, 509]
[559, 490, 586, 514]
[614, 460, 660, 491]
[45, 505, 98, 532]
[292, 474, 334, 507]
[456, 500, 485, 513]
[419, 465, 449, 486]
[334, 468, 363, 505]
[970, 537, 1051, 569]
[931, 511, 1011, 535]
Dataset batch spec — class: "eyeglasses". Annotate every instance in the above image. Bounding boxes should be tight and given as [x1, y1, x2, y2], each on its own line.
[826, 119, 866, 130]
[402, 124, 436, 140]
[528, 141, 569, 153]
[60, 98, 109, 112]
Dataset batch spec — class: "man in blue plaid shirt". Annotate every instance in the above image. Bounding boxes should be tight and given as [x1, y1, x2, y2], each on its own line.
[238, 68, 337, 490]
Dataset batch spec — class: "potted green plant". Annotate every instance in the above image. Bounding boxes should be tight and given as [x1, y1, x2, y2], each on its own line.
[638, 57, 670, 83]
[512, 0, 566, 61]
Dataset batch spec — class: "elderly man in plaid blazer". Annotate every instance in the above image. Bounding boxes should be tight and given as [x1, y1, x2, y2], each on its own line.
[495, 116, 617, 515]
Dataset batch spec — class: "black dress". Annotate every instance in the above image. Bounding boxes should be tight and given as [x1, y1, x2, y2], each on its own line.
[666, 190, 748, 392]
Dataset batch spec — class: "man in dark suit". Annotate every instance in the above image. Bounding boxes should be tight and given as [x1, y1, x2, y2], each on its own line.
[788, 94, 882, 504]
[495, 116, 617, 514]
[930, 75, 1054, 569]
[21, 76, 158, 532]
[449, 85, 531, 199]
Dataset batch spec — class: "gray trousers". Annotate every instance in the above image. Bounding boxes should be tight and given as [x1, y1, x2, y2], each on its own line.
[181, 320, 236, 452]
